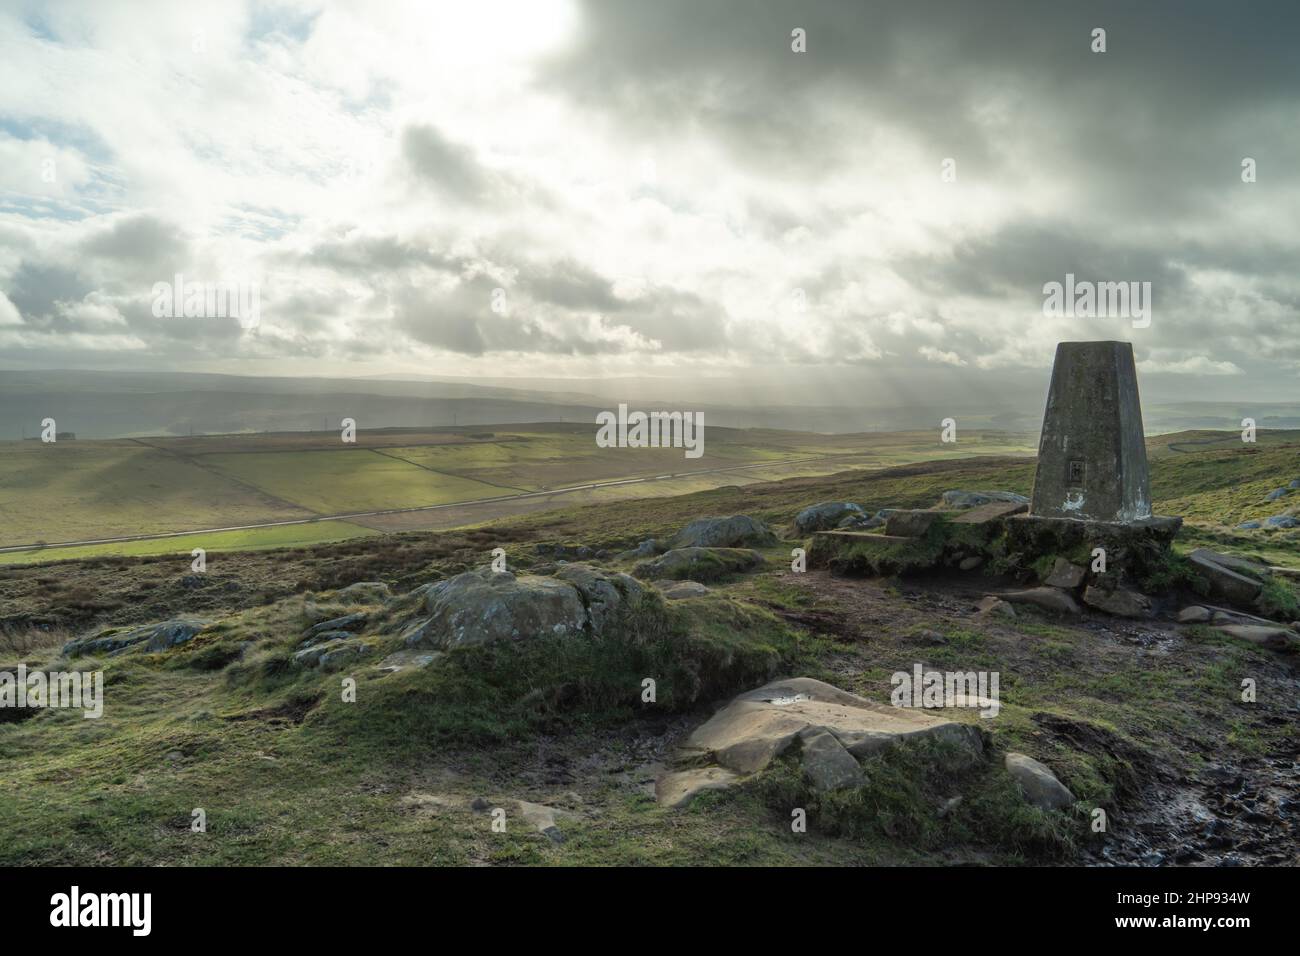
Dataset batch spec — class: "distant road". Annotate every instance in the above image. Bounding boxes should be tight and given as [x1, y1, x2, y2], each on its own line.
[0, 452, 864, 555]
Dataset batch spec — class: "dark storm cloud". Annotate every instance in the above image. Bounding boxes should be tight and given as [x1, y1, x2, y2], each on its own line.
[5, 262, 92, 324]
[402, 124, 496, 201]
[79, 214, 188, 265]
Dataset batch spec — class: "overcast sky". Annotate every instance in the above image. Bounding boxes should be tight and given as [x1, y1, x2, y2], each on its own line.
[1, 0, 1298, 406]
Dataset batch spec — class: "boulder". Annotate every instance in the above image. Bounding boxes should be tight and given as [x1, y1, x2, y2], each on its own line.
[1044, 557, 1086, 589]
[884, 510, 944, 538]
[1290, 479, 1300, 490]
[959, 555, 984, 571]
[1236, 521, 1262, 530]
[552, 563, 644, 632]
[1213, 625, 1296, 651]
[659, 677, 984, 806]
[64, 619, 209, 658]
[1177, 606, 1211, 624]
[1265, 488, 1290, 501]
[633, 547, 765, 582]
[1082, 585, 1153, 618]
[1000, 587, 1081, 616]
[668, 515, 777, 550]
[1188, 551, 1264, 606]
[1265, 516, 1298, 529]
[1005, 752, 1075, 811]
[409, 569, 588, 649]
[794, 502, 866, 534]
[941, 490, 1030, 510]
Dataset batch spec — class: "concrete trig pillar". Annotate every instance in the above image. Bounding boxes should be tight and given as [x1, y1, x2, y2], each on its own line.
[1030, 341, 1152, 523]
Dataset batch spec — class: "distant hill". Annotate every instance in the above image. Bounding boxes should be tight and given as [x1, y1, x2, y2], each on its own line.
[1, 369, 1298, 439]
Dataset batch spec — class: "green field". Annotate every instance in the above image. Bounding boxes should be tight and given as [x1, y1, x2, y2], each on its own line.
[201, 449, 512, 514]
[0, 520, 374, 566]
[3, 424, 1295, 566]
[0, 441, 314, 545]
[0, 426, 1036, 558]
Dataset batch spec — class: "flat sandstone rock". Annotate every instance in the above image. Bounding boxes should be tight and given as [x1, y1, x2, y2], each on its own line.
[658, 677, 984, 807]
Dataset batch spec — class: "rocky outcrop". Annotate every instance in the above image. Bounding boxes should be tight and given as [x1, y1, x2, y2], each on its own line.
[552, 563, 644, 633]
[633, 547, 765, 582]
[64, 619, 209, 658]
[403, 565, 646, 651]
[294, 638, 370, 670]
[667, 515, 777, 550]
[408, 569, 588, 649]
[794, 502, 866, 534]
[657, 677, 984, 807]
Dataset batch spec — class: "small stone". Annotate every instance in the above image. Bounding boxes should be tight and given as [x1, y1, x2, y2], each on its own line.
[655, 767, 743, 809]
[977, 596, 1016, 619]
[1178, 606, 1211, 623]
[1044, 558, 1086, 590]
[660, 580, 710, 600]
[959, 556, 983, 571]
[1001, 587, 1081, 616]
[1082, 585, 1153, 618]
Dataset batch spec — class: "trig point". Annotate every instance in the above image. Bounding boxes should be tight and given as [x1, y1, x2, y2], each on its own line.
[1003, 339, 1181, 588]
[1030, 341, 1151, 523]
